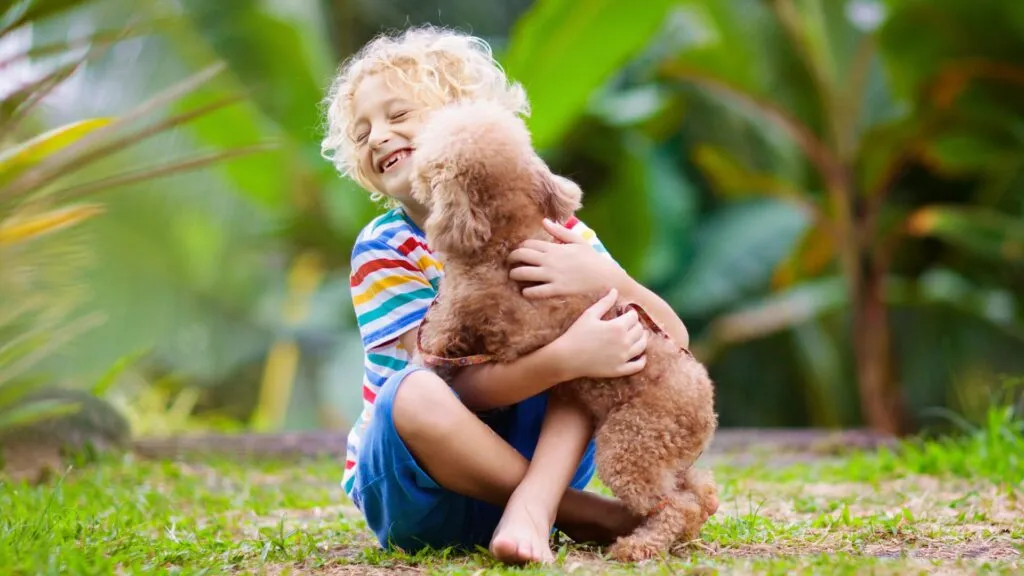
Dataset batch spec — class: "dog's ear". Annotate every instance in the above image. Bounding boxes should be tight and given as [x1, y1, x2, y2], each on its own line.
[549, 174, 583, 221]
[424, 175, 491, 256]
[532, 160, 582, 223]
[409, 170, 431, 206]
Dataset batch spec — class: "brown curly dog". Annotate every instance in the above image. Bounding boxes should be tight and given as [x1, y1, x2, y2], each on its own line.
[410, 99, 719, 562]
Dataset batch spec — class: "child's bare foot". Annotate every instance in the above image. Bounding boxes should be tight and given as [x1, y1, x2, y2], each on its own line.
[489, 492, 556, 565]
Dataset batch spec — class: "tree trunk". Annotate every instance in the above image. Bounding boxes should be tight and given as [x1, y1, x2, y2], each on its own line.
[851, 257, 913, 436]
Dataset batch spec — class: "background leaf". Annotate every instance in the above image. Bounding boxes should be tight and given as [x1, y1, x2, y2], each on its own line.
[907, 204, 1024, 264]
[669, 198, 812, 317]
[0, 397, 81, 431]
[502, 0, 677, 150]
[0, 118, 111, 183]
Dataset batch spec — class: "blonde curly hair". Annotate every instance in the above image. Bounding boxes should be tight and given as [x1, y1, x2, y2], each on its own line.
[320, 25, 530, 202]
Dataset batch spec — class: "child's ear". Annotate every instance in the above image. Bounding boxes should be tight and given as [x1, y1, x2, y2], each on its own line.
[424, 177, 491, 255]
[532, 162, 582, 223]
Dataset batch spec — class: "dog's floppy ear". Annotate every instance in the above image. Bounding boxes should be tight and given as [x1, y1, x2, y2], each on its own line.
[532, 161, 582, 223]
[424, 176, 491, 256]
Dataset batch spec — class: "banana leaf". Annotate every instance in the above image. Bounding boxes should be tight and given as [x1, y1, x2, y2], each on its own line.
[502, 0, 678, 150]
[907, 204, 1024, 264]
[669, 198, 812, 317]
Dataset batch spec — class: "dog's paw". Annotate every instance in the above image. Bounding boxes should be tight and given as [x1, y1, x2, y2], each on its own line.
[691, 482, 719, 522]
[697, 486, 720, 520]
[701, 488, 720, 520]
[608, 536, 664, 563]
[670, 510, 712, 547]
[680, 468, 720, 521]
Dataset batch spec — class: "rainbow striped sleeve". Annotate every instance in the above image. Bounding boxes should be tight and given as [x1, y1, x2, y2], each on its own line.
[349, 227, 437, 352]
[566, 216, 612, 258]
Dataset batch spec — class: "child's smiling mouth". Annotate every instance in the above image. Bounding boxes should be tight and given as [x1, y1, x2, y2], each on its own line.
[379, 148, 413, 173]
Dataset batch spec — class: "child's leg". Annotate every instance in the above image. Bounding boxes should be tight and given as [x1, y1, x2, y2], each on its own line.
[489, 392, 594, 563]
[359, 368, 637, 553]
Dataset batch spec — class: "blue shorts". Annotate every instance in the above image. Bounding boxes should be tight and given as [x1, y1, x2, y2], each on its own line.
[350, 365, 596, 552]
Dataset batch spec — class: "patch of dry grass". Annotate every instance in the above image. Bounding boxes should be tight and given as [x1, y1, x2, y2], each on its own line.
[249, 463, 1022, 575]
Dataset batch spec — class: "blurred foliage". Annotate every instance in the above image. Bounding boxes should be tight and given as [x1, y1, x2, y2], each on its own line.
[527, 0, 1024, 435]
[660, 0, 1024, 434]
[2, 0, 1022, 438]
[0, 0, 273, 439]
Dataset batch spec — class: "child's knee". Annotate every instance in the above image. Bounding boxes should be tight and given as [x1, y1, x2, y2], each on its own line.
[392, 370, 461, 440]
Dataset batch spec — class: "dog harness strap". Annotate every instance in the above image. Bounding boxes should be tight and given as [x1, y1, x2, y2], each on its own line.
[621, 301, 695, 358]
[416, 294, 496, 368]
[418, 348, 494, 368]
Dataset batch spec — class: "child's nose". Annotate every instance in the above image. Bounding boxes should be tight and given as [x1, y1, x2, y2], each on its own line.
[368, 126, 394, 149]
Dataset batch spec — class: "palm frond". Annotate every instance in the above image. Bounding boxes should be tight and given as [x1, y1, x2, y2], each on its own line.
[1, 61, 227, 202]
[53, 142, 277, 201]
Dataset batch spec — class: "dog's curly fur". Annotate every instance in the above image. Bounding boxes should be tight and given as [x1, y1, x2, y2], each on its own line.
[411, 100, 720, 562]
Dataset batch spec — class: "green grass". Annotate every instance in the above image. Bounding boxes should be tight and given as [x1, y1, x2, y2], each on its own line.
[2, 407, 1023, 575]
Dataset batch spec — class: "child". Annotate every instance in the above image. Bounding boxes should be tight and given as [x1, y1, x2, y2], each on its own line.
[320, 24, 692, 564]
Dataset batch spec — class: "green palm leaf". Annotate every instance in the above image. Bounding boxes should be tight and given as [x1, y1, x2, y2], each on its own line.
[907, 205, 1024, 264]
[502, 0, 678, 150]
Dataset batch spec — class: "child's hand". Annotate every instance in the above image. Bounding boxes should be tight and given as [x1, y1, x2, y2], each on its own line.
[553, 289, 648, 380]
[508, 219, 627, 299]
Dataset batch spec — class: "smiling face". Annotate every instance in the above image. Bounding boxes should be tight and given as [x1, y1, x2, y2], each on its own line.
[349, 72, 429, 205]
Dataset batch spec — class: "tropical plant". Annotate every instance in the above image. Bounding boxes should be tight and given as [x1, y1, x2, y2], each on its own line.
[7, 0, 1020, 437]
[0, 0, 366, 438]
[0, 0, 274, 437]
[639, 0, 1024, 434]
[482, 0, 1024, 432]
[1, 0, 695, 436]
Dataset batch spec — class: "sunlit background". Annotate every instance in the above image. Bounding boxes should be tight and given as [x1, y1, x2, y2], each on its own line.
[2, 0, 1023, 449]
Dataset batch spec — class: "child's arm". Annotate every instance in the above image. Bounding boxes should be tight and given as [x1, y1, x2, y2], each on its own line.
[402, 288, 648, 412]
[400, 328, 567, 410]
[449, 340, 570, 411]
[510, 218, 690, 348]
[611, 275, 690, 349]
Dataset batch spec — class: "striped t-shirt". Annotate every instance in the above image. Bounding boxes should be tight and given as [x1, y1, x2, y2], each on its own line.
[343, 207, 611, 498]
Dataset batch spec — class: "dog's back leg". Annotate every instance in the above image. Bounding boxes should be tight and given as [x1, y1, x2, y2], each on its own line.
[594, 407, 704, 562]
[611, 489, 705, 562]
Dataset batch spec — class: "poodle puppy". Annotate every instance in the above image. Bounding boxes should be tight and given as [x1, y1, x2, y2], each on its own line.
[410, 99, 719, 562]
